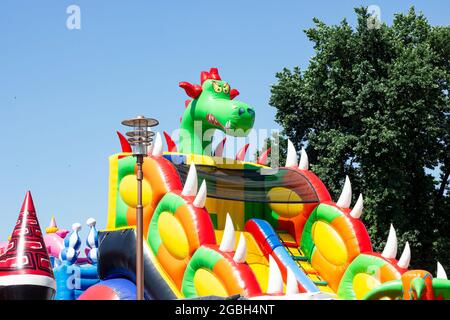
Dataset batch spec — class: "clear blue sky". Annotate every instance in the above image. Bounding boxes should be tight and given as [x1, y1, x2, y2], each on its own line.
[0, 1, 449, 239]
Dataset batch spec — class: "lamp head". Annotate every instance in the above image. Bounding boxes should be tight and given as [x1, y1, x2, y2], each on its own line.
[121, 115, 159, 156]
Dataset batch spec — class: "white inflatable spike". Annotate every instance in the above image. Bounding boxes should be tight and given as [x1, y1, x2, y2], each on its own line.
[86, 218, 98, 249]
[285, 139, 298, 167]
[349, 194, 364, 219]
[233, 233, 247, 263]
[336, 175, 352, 208]
[193, 180, 207, 208]
[151, 132, 163, 156]
[397, 241, 411, 269]
[437, 261, 448, 279]
[147, 141, 154, 156]
[285, 267, 299, 295]
[298, 148, 309, 170]
[86, 218, 96, 227]
[219, 213, 236, 252]
[68, 223, 81, 249]
[381, 224, 398, 259]
[72, 222, 82, 231]
[267, 255, 283, 294]
[181, 163, 198, 196]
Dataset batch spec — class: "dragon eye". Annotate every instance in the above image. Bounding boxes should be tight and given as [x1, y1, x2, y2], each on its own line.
[212, 82, 222, 93]
[223, 83, 230, 94]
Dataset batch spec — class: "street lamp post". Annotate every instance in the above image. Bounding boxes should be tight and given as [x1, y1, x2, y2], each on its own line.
[121, 115, 159, 300]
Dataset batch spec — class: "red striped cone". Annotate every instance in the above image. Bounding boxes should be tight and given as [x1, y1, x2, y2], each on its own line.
[0, 191, 56, 300]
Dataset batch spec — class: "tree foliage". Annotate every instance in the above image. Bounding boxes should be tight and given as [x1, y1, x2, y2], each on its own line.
[268, 7, 450, 270]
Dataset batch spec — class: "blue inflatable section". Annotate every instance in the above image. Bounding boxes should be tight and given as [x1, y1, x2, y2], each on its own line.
[250, 219, 320, 293]
[54, 262, 100, 300]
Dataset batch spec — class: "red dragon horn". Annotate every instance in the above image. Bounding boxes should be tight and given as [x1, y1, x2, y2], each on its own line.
[213, 137, 227, 157]
[236, 143, 250, 161]
[163, 131, 177, 152]
[117, 131, 132, 153]
[230, 88, 240, 100]
[201, 68, 221, 84]
[179, 81, 202, 99]
[209, 68, 221, 80]
[257, 148, 271, 165]
[200, 71, 210, 84]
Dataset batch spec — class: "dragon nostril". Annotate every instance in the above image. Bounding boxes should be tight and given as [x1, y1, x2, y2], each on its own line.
[247, 108, 255, 115]
[238, 108, 245, 116]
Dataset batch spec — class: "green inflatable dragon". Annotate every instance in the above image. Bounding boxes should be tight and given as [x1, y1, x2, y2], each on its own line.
[178, 68, 255, 155]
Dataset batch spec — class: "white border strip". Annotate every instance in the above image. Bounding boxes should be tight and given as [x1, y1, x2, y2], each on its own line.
[0, 274, 56, 290]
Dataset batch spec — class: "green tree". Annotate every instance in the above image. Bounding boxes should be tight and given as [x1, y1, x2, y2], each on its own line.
[268, 7, 450, 270]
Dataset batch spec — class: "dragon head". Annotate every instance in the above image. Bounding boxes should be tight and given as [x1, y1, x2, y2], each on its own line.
[179, 68, 255, 138]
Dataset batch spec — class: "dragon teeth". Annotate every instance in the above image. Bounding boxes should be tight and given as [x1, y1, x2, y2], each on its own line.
[207, 114, 218, 126]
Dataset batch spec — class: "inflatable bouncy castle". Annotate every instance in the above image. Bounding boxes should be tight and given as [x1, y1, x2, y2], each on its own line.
[79, 68, 450, 300]
[0, 68, 449, 300]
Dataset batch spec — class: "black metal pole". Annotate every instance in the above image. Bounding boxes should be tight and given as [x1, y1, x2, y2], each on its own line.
[136, 154, 144, 300]
[121, 115, 158, 301]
